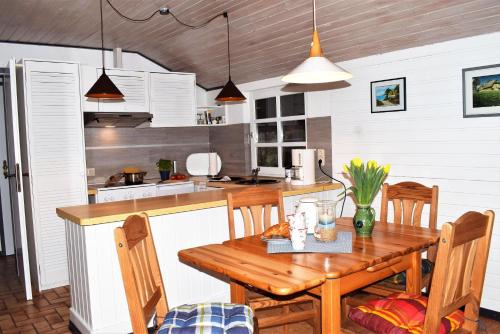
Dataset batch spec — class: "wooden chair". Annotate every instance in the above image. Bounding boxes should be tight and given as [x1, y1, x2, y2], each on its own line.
[370, 182, 439, 295]
[342, 210, 495, 334]
[115, 213, 255, 334]
[226, 187, 321, 333]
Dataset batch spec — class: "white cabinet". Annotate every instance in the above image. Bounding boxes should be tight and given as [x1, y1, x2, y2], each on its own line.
[97, 69, 149, 113]
[150, 72, 196, 127]
[96, 184, 157, 203]
[80, 67, 149, 113]
[20, 60, 88, 291]
[157, 181, 195, 196]
[80, 65, 99, 111]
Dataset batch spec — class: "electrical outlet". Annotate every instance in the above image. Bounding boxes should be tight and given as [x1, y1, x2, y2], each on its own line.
[317, 149, 326, 165]
[86, 168, 95, 177]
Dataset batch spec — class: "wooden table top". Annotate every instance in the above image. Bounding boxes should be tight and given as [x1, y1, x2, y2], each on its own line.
[178, 218, 441, 295]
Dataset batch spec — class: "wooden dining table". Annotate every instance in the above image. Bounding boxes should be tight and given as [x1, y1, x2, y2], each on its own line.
[178, 217, 441, 334]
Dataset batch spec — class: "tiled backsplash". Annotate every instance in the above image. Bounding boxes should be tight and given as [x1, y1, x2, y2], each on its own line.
[84, 117, 331, 184]
[85, 127, 209, 184]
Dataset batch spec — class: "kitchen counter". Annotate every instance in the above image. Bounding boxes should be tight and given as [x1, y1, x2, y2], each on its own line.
[58, 180, 340, 333]
[59, 181, 341, 226]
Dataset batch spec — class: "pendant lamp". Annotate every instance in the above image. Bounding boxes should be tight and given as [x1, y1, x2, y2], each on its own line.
[282, 0, 352, 84]
[85, 0, 124, 99]
[215, 12, 246, 102]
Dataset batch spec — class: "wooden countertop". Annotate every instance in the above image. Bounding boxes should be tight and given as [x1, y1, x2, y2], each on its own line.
[58, 181, 341, 226]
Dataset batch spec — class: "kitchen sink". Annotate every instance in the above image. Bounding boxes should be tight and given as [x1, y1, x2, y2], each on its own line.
[235, 179, 280, 185]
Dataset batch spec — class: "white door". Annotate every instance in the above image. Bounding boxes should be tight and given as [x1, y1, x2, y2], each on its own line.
[4, 59, 32, 300]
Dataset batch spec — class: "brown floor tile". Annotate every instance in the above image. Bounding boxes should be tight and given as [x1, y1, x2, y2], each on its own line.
[0, 255, 498, 334]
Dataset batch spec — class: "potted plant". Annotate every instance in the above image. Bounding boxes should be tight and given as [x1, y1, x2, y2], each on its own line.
[156, 159, 172, 181]
[343, 158, 390, 237]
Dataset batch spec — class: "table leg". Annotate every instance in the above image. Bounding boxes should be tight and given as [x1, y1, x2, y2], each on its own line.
[230, 280, 246, 304]
[406, 251, 422, 294]
[321, 279, 341, 334]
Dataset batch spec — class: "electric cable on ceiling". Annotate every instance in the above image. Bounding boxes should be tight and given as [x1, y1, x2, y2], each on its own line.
[105, 0, 225, 28]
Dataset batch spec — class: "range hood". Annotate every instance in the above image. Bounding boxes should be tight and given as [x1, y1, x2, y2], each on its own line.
[84, 112, 153, 128]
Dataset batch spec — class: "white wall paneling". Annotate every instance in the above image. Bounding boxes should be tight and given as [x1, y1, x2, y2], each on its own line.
[327, 32, 500, 312]
[231, 32, 500, 312]
[21, 60, 88, 291]
[65, 189, 334, 334]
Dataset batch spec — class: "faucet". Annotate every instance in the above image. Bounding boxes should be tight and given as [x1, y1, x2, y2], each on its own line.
[251, 167, 260, 184]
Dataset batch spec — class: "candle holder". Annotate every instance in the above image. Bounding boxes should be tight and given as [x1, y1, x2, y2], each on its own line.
[314, 200, 337, 242]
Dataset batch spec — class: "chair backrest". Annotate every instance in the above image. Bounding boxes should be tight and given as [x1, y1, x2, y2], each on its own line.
[115, 213, 168, 334]
[423, 210, 495, 333]
[226, 187, 285, 240]
[380, 181, 439, 229]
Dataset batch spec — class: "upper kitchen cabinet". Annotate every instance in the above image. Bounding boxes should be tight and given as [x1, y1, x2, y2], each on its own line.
[150, 72, 196, 127]
[80, 67, 149, 113]
[97, 68, 149, 113]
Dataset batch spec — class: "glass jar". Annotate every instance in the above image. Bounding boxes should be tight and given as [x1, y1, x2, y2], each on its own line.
[314, 200, 337, 242]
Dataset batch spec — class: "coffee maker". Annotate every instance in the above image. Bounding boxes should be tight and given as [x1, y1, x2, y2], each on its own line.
[290, 149, 316, 185]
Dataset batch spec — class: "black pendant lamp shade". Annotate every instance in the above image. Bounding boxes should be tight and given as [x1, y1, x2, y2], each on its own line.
[85, 69, 123, 99]
[85, 0, 123, 99]
[215, 12, 245, 102]
[215, 77, 245, 101]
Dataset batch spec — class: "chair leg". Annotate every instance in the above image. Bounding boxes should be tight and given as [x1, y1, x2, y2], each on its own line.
[313, 299, 321, 334]
[253, 316, 260, 334]
[283, 305, 290, 334]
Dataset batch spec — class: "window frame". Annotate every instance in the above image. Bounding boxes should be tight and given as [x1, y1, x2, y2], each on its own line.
[250, 87, 308, 176]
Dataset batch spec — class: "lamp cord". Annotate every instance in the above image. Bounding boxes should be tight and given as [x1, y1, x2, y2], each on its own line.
[105, 0, 225, 29]
[312, 0, 316, 30]
[105, 0, 160, 22]
[318, 160, 347, 217]
[99, 0, 105, 70]
[225, 13, 231, 79]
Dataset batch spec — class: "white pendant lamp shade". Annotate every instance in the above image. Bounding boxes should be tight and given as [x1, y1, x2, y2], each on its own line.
[282, 0, 352, 84]
[282, 56, 352, 83]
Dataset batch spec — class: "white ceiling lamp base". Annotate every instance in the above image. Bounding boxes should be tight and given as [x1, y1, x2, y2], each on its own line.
[282, 0, 352, 84]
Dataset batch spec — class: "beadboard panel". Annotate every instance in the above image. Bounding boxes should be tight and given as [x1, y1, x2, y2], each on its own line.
[326, 35, 500, 311]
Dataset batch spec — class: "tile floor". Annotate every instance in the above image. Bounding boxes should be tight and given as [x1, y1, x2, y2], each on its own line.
[0, 255, 498, 334]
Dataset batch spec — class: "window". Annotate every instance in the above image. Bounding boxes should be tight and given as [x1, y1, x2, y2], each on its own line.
[251, 89, 307, 176]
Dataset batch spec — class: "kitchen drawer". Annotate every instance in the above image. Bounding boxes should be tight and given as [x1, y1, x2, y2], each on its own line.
[157, 182, 195, 196]
[96, 184, 157, 203]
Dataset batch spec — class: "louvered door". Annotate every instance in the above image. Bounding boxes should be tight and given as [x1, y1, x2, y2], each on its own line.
[150, 72, 196, 127]
[23, 60, 87, 290]
[97, 69, 149, 112]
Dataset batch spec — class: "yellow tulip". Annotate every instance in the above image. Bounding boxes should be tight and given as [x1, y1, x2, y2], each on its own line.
[367, 160, 378, 169]
[342, 164, 349, 173]
[352, 158, 362, 167]
[384, 164, 391, 173]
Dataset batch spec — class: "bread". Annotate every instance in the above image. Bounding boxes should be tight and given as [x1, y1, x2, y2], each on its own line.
[263, 222, 290, 239]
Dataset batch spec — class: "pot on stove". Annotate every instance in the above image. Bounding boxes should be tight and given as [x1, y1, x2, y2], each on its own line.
[123, 171, 147, 185]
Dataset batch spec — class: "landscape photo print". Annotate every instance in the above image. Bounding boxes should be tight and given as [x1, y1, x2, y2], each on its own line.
[463, 64, 500, 117]
[371, 77, 406, 113]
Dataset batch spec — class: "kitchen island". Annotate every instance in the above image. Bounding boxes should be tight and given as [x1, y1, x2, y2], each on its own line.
[57, 181, 341, 334]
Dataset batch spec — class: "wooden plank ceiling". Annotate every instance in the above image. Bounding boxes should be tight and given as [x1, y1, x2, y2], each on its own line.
[1, 0, 500, 89]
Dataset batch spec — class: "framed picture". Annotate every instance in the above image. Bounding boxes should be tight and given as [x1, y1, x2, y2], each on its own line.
[370, 77, 406, 113]
[462, 64, 500, 118]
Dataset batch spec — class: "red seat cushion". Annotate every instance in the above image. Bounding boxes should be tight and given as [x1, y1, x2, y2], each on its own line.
[348, 293, 464, 334]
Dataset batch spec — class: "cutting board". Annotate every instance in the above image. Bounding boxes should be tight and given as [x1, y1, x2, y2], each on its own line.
[186, 153, 222, 176]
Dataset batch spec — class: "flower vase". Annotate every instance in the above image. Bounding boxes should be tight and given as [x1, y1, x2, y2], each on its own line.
[353, 204, 375, 237]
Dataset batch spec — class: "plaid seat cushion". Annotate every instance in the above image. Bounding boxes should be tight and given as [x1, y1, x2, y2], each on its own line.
[157, 302, 254, 334]
[348, 293, 464, 334]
